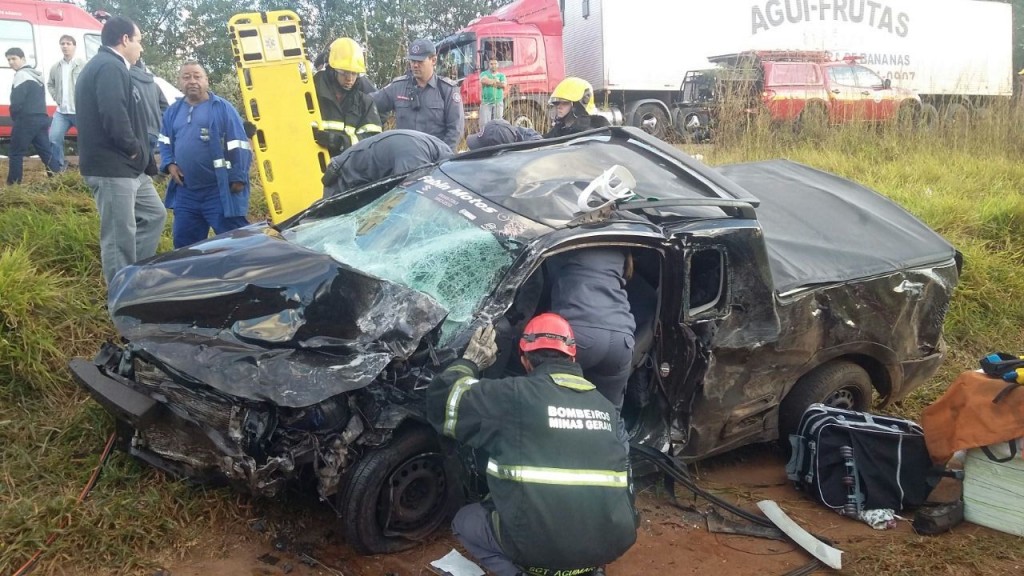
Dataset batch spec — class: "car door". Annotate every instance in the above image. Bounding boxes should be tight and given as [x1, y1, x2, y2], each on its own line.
[853, 65, 896, 121]
[825, 65, 867, 122]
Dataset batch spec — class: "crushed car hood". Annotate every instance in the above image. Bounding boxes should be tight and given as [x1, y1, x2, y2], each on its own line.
[106, 227, 448, 407]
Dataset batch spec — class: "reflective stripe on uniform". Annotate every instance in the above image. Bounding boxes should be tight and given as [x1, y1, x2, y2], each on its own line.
[320, 120, 348, 131]
[212, 159, 232, 169]
[443, 371, 479, 437]
[227, 139, 251, 151]
[356, 123, 383, 134]
[550, 373, 595, 391]
[157, 134, 171, 144]
[486, 459, 627, 487]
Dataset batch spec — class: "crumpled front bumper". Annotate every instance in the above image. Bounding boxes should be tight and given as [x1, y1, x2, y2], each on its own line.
[68, 343, 316, 496]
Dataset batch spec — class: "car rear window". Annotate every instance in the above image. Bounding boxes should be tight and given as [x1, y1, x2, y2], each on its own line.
[769, 63, 820, 86]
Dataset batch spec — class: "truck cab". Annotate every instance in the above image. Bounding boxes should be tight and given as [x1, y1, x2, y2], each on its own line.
[436, 0, 564, 131]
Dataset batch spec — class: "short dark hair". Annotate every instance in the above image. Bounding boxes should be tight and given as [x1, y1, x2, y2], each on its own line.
[59, 35, 76, 45]
[101, 16, 137, 48]
[524, 349, 571, 366]
[5, 47, 24, 59]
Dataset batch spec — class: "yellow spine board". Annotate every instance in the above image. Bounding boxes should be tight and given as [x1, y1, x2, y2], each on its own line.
[228, 11, 329, 224]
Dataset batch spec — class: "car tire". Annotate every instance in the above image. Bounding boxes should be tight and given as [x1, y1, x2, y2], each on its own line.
[796, 102, 828, 136]
[778, 361, 873, 440]
[338, 425, 459, 555]
[632, 103, 669, 139]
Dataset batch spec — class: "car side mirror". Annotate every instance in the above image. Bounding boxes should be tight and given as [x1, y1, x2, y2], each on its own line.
[882, 78, 892, 89]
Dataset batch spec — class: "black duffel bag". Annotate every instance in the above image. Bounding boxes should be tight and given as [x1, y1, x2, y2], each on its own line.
[786, 404, 935, 514]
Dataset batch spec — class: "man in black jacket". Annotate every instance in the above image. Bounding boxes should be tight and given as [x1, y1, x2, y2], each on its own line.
[5, 47, 61, 184]
[75, 16, 166, 285]
[312, 38, 382, 157]
[426, 314, 636, 576]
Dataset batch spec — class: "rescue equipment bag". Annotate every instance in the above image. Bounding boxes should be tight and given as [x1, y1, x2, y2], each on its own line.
[786, 404, 934, 514]
[921, 369, 1024, 464]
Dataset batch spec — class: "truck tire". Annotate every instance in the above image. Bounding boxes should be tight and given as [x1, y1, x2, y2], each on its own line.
[778, 361, 873, 440]
[507, 100, 545, 132]
[917, 103, 939, 131]
[632, 103, 669, 139]
[943, 102, 970, 132]
[338, 426, 458, 555]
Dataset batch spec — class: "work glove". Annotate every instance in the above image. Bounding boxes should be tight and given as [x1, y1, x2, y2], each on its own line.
[314, 128, 351, 153]
[243, 121, 257, 139]
[463, 324, 498, 370]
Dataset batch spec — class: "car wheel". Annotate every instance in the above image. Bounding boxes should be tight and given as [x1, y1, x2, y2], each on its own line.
[338, 426, 459, 555]
[797, 102, 828, 136]
[632, 103, 669, 139]
[895, 102, 920, 132]
[778, 361, 873, 440]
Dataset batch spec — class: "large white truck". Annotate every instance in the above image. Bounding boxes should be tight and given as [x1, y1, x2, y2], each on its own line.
[441, 0, 1012, 137]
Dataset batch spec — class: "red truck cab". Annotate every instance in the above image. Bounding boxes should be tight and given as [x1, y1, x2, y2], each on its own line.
[436, 0, 564, 129]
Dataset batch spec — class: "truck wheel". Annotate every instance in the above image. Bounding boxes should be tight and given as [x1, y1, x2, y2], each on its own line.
[943, 103, 970, 132]
[917, 103, 939, 131]
[778, 361, 873, 439]
[507, 101, 545, 132]
[632, 104, 669, 139]
[338, 426, 458, 555]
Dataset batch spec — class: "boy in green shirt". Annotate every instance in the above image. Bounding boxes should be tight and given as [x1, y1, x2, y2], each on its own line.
[479, 58, 506, 126]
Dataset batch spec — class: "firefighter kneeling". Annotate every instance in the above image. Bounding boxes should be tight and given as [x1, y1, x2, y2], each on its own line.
[426, 314, 637, 576]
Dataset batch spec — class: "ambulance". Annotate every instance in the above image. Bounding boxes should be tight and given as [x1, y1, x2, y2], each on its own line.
[0, 0, 180, 139]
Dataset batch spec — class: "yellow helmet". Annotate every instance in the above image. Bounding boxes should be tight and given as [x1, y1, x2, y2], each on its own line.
[549, 76, 596, 115]
[328, 38, 366, 74]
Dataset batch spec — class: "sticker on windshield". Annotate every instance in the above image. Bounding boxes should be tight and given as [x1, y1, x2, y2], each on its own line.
[408, 174, 547, 242]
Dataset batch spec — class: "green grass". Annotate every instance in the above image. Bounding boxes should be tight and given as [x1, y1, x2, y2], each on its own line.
[2, 112, 1024, 574]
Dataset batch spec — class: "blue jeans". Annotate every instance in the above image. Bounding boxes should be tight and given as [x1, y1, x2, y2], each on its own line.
[48, 111, 77, 170]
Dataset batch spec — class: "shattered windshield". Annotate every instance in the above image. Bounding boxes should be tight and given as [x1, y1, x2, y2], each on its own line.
[285, 182, 518, 342]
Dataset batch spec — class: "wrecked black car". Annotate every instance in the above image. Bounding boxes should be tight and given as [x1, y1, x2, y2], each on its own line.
[71, 127, 959, 555]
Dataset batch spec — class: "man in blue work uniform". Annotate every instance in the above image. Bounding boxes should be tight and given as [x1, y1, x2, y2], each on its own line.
[159, 61, 253, 248]
[546, 248, 636, 450]
[321, 129, 453, 198]
[372, 38, 465, 149]
[426, 314, 636, 576]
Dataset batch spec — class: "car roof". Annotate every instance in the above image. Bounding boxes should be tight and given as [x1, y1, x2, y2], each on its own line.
[438, 127, 759, 230]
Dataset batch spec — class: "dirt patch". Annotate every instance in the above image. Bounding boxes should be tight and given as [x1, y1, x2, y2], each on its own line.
[159, 444, 1022, 576]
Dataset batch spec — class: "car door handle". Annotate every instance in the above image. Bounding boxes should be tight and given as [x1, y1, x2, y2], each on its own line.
[831, 89, 841, 94]
[860, 91, 870, 95]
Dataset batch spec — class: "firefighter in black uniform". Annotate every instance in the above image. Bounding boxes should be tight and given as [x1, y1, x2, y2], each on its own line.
[544, 77, 610, 139]
[312, 38, 382, 157]
[426, 314, 637, 576]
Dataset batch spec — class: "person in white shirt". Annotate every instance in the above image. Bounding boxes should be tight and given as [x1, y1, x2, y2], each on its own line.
[46, 34, 85, 171]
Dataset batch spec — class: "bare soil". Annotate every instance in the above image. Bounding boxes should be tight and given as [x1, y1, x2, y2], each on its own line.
[159, 444, 1020, 576]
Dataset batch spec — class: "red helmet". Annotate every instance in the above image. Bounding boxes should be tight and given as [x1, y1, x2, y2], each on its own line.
[520, 313, 576, 357]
